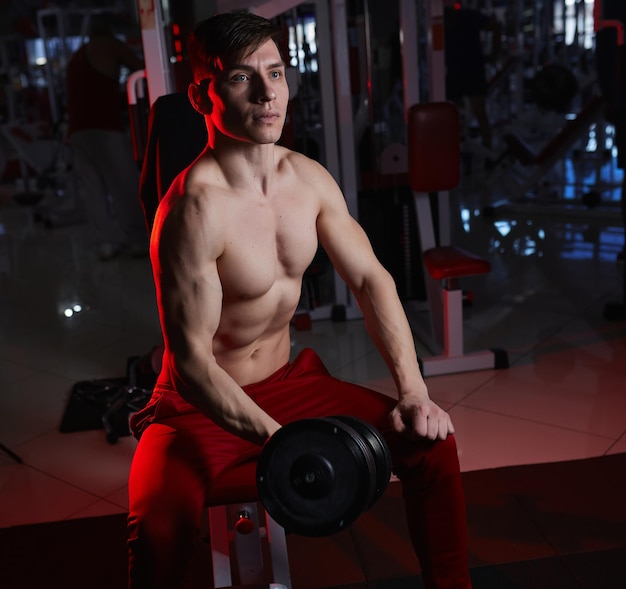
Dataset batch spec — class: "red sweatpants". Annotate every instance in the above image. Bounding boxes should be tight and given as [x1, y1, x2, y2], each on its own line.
[127, 348, 471, 589]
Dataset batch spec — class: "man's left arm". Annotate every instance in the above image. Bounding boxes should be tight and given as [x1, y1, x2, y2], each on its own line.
[315, 166, 454, 441]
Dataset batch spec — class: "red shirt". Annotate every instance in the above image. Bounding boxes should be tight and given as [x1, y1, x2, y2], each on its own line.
[66, 45, 126, 135]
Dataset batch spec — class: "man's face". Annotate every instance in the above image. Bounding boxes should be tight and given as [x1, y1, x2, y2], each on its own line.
[207, 39, 289, 145]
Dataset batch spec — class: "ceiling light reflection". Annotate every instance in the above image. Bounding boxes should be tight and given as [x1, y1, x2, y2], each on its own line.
[62, 302, 84, 319]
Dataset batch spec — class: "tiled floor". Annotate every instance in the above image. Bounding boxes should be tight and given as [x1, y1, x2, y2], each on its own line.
[0, 123, 625, 586]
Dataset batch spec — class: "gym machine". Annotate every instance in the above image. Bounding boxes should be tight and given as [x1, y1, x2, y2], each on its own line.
[479, 0, 622, 220]
[392, 0, 507, 374]
[484, 93, 615, 219]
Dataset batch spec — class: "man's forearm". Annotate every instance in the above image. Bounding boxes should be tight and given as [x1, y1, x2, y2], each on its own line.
[355, 272, 429, 399]
[171, 354, 281, 444]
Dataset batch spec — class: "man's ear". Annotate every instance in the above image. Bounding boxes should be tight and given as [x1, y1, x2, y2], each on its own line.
[188, 81, 212, 115]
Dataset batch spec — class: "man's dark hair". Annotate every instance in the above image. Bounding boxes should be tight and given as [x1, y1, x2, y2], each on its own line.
[187, 12, 282, 84]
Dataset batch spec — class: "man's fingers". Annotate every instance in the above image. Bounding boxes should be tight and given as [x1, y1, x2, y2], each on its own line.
[423, 412, 455, 441]
[389, 410, 407, 434]
[391, 404, 456, 440]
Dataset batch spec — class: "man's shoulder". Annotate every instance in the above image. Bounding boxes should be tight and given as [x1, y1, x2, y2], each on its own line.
[173, 160, 218, 203]
[156, 167, 225, 241]
[276, 147, 342, 209]
[277, 145, 330, 180]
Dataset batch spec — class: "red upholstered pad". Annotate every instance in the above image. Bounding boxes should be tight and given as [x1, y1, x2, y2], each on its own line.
[206, 461, 259, 506]
[423, 246, 491, 280]
[408, 102, 461, 193]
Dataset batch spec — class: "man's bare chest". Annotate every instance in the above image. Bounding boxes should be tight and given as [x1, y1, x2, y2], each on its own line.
[217, 197, 319, 299]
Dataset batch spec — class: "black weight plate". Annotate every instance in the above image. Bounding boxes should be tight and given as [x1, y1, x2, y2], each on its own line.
[330, 415, 392, 508]
[257, 418, 372, 537]
[324, 417, 378, 508]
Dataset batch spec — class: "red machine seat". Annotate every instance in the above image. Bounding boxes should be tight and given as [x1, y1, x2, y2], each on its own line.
[422, 246, 491, 281]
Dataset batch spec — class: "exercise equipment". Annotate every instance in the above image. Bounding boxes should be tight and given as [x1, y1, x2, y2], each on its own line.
[405, 101, 509, 376]
[484, 94, 618, 218]
[256, 415, 391, 537]
[1, 122, 84, 227]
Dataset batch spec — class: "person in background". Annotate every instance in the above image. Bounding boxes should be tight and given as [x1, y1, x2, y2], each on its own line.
[443, 0, 502, 151]
[66, 13, 148, 261]
[127, 12, 472, 589]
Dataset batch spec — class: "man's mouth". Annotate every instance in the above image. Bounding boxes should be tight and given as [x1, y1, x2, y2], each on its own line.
[254, 112, 280, 122]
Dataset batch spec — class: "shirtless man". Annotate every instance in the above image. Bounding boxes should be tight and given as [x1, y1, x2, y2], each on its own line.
[128, 12, 472, 589]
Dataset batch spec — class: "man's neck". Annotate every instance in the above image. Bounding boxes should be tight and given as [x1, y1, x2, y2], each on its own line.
[210, 135, 278, 195]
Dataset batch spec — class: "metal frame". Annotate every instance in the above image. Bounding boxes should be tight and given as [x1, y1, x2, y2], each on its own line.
[209, 502, 291, 588]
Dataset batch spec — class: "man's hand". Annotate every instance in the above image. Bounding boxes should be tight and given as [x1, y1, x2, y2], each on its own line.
[389, 395, 455, 441]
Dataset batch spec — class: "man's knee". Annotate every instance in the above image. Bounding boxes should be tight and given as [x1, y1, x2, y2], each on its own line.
[392, 434, 461, 483]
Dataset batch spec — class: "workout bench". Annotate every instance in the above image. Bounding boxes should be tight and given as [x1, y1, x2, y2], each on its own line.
[206, 461, 291, 588]
[407, 102, 508, 377]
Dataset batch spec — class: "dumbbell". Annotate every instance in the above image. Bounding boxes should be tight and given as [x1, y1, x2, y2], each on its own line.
[256, 415, 392, 537]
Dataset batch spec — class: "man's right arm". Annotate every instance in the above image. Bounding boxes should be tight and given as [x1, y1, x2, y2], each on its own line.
[152, 188, 281, 445]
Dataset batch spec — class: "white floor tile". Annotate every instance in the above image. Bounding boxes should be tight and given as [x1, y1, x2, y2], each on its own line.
[16, 429, 136, 497]
[449, 405, 616, 472]
[68, 498, 128, 520]
[0, 463, 107, 526]
[459, 358, 626, 438]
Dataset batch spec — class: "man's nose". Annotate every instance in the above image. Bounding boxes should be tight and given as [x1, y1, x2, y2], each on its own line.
[256, 78, 277, 102]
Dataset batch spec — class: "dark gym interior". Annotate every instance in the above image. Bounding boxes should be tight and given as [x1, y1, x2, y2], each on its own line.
[0, 0, 624, 588]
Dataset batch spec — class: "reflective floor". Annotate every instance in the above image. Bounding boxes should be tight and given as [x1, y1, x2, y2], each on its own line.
[0, 134, 625, 584]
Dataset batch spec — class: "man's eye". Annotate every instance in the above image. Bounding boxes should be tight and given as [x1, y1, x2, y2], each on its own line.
[233, 74, 248, 82]
[270, 71, 282, 79]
